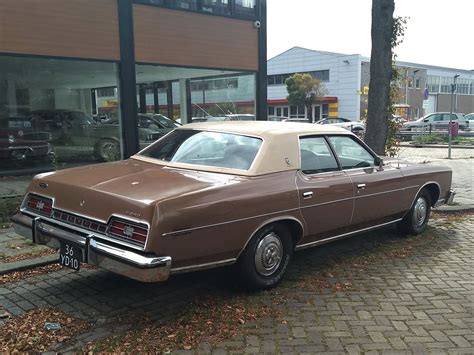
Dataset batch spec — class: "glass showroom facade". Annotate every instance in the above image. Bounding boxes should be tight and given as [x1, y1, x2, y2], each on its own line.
[0, 0, 266, 177]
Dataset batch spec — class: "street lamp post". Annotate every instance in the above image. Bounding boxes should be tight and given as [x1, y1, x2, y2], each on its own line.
[448, 74, 460, 159]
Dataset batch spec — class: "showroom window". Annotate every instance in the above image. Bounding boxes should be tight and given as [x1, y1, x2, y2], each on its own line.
[135, 64, 255, 126]
[135, 0, 257, 19]
[0, 55, 123, 177]
[235, 0, 257, 18]
[202, 0, 230, 15]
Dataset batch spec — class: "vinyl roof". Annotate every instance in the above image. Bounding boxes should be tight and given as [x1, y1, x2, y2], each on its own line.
[133, 121, 352, 176]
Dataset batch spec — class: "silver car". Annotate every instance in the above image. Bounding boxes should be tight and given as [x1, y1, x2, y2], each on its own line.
[401, 112, 468, 131]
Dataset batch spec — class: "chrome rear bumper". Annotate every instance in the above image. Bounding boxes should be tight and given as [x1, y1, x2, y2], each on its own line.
[11, 213, 171, 283]
[435, 189, 456, 207]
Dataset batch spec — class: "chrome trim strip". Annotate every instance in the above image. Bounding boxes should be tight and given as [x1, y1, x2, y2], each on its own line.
[20, 209, 145, 251]
[170, 258, 236, 273]
[161, 207, 301, 237]
[235, 214, 306, 260]
[162, 184, 421, 237]
[21, 193, 149, 251]
[354, 185, 419, 199]
[89, 239, 171, 268]
[300, 196, 354, 210]
[403, 181, 442, 216]
[295, 218, 403, 250]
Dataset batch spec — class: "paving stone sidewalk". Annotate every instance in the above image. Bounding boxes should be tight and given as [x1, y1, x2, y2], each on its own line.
[0, 215, 472, 353]
[0, 228, 50, 264]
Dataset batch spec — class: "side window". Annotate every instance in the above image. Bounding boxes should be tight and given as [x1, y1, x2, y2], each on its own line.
[442, 113, 456, 121]
[432, 114, 443, 122]
[328, 136, 375, 169]
[299, 136, 339, 174]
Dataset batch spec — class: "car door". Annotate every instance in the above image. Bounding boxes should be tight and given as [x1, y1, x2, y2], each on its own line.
[296, 135, 354, 244]
[327, 135, 408, 227]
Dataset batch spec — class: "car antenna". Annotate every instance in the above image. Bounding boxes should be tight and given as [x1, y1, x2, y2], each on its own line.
[193, 103, 210, 117]
[215, 103, 229, 115]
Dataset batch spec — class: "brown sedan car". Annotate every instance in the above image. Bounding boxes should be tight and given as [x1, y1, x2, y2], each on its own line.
[12, 122, 454, 289]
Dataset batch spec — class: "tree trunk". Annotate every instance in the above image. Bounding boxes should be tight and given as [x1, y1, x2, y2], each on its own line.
[364, 0, 394, 155]
[306, 103, 312, 123]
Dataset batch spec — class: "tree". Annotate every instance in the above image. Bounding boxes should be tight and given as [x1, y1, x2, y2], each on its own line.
[364, 0, 395, 155]
[285, 73, 328, 122]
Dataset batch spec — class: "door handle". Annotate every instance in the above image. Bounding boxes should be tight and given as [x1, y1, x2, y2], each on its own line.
[357, 183, 366, 189]
[302, 191, 313, 199]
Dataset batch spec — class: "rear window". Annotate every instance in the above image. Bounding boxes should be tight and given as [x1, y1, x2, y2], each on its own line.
[139, 129, 262, 170]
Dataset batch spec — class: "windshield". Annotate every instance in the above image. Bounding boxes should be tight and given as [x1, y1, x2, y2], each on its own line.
[153, 115, 180, 129]
[70, 111, 95, 125]
[139, 129, 262, 170]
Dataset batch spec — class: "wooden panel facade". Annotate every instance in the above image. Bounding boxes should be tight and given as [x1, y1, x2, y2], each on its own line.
[0, 0, 120, 61]
[133, 5, 258, 71]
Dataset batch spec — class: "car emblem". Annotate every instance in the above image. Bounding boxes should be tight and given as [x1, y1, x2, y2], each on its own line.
[79, 200, 86, 207]
[39, 182, 48, 189]
[123, 225, 134, 237]
[37, 201, 45, 210]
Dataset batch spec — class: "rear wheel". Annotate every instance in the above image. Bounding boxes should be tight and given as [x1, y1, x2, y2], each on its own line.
[95, 139, 119, 162]
[237, 223, 293, 290]
[398, 189, 431, 235]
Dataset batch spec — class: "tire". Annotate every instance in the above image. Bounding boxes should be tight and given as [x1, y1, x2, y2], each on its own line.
[237, 223, 293, 290]
[398, 189, 431, 235]
[95, 139, 120, 162]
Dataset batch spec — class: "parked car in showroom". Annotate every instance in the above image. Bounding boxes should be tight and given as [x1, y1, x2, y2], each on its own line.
[28, 110, 173, 161]
[465, 113, 474, 129]
[401, 112, 468, 131]
[12, 122, 453, 289]
[0, 129, 53, 164]
[316, 117, 365, 133]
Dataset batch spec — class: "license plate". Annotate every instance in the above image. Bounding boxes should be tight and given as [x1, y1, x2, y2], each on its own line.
[59, 242, 82, 271]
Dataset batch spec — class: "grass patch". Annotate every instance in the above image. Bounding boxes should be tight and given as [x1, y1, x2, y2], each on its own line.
[0, 196, 21, 225]
[412, 133, 474, 145]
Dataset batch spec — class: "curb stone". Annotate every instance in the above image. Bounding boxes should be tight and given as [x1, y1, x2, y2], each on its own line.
[433, 204, 474, 214]
[0, 254, 58, 275]
[399, 143, 474, 150]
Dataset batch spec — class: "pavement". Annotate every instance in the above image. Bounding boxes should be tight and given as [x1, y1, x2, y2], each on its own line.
[397, 146, 474, 209]
[0, 215, 472, 352]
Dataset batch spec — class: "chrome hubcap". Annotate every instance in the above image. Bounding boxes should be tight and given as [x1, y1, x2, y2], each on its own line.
[101, 143, 118, 161]
[414, 196, 428, 227]
[254, 232, 283, 276]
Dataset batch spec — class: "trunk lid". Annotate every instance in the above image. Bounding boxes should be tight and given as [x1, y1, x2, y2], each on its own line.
[27, 159, 238, 222]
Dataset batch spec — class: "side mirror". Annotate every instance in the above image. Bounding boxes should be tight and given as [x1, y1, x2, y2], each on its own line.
[374, 157, 384, 170]
[423, 119, 429, 122]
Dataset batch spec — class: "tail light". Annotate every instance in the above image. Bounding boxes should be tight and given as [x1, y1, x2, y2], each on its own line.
[107, 218, 148, 244]
[26, 194, 53, 216]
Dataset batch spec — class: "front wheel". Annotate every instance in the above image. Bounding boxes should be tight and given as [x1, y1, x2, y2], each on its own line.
[236, 223, 293, 290]
[398, 189, 431, 235]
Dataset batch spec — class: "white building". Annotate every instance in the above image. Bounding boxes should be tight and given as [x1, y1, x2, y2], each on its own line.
[267, 47, 363, 121]
[268, 46, 474, 121]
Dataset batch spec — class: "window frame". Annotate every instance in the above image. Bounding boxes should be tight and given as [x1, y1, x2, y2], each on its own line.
[298, 134, 341, 176]
[325, 134, 379, 171]
[133, 0, 258, 20]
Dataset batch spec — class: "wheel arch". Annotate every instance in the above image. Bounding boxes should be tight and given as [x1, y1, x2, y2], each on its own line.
[420, 182, 441, 207]
[410, 181, 441, 209]
[237, 216, 305, 260]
